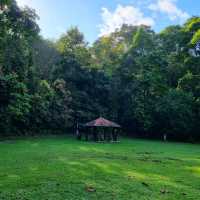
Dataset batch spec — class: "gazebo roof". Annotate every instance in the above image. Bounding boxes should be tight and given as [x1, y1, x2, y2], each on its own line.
[85, 117, 121, 128]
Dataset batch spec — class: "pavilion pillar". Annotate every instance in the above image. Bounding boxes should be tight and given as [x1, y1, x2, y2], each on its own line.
[107, 128, 111, 142]
[103, 128, 106, 141]
[93, 127, 98, 142]
[112, 128, 118, 141]
[112, 128, 115, 141]
[115, 129, 118, 141]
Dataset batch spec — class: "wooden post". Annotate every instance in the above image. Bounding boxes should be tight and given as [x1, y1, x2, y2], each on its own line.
[163, 134, 167, 142]
[95, 127, 98, 142]
[112, 128, 118, 142]
[112, 128, 114, 141]
[100, 128, 103, 141]
[93, 127, 98, 142]
[115, 129, 118, 141]
[107, 128, 111, 142]
[103, 128, 106, 141]
[76, 123, 81, 140]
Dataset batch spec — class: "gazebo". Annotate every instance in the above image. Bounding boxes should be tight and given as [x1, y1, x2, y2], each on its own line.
[80, 117, 121, 142]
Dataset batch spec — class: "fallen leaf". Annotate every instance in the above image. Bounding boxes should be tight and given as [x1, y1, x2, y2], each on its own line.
[85, 185, 96, 192]
[160, 189, 170, 194]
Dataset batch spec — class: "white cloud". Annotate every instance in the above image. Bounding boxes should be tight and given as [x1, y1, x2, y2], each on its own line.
[16, 0, 33, 7]
[99, 4, 155, 37]
[148, 0, 190, 22]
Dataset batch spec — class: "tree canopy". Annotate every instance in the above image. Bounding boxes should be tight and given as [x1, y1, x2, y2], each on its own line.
[0, 0, 200, 142]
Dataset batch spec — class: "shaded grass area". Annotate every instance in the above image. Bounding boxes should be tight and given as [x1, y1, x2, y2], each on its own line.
[0, 136, 200, 199]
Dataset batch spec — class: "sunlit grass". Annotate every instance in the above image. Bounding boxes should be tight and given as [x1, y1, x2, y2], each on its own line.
[0, 136, 200, 199]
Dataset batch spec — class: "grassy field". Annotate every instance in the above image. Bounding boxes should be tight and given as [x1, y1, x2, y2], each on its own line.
[0, 136, 200, 200]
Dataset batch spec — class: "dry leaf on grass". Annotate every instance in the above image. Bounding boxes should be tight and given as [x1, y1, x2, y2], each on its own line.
[85, 185, 96, 192]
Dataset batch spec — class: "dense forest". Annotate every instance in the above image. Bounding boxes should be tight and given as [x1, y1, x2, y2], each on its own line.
[0, 0, 200, 141]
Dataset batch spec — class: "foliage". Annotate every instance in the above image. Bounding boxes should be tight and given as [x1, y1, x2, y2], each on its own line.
[0, 0, 200, 142]
[155, 89, 195, 140]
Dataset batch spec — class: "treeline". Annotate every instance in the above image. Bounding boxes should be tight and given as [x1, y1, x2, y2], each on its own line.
[0, 0, 200, 141]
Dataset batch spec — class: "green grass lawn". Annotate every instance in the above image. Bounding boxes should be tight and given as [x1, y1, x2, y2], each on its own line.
[0, 136, 200, 200]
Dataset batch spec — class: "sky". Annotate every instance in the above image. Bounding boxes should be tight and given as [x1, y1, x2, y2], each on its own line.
[16, 0, 200, 44]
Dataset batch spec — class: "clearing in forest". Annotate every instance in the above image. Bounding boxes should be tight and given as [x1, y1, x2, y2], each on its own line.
[0, 136, 200, 200]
